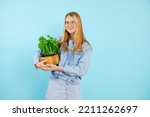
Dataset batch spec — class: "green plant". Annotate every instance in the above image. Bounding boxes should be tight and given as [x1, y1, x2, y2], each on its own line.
[38, 35, 60, 57]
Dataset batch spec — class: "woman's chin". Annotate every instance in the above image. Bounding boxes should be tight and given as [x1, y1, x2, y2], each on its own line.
[67, 30, 75, 34]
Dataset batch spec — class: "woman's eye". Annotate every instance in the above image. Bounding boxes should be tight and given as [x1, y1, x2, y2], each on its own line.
[65, 21, 75, 25]
[65, 22, 69, 24]
[71, 21, 74, 24]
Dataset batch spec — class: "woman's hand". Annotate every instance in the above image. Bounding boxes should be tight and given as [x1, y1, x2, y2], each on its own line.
[42, 64, 64, 71]
[34, 59, 47, 69]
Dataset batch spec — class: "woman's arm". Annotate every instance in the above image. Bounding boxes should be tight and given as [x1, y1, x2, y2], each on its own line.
[43, 43, 92, 78]
[63, 45, 92, 77]
[44, 43, 92, 77]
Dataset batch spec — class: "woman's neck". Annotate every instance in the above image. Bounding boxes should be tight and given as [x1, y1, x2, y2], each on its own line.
[70, 33, 74, 39]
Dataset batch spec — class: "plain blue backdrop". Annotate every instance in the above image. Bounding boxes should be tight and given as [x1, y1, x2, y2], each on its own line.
[0, 0, 150, 100]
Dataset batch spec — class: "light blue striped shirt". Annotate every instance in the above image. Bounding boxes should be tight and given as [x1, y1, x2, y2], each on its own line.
[34, 39, 92, 81]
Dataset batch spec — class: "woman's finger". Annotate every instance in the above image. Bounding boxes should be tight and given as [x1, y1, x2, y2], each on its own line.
[46, 64, 52, 67]
[41, 59, 47, 63]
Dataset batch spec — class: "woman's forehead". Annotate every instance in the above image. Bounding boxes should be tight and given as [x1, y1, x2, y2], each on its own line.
[65, 16, 74, 21]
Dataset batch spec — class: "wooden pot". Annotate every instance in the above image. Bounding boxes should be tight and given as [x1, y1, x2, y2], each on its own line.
[39, 54, 60, 65]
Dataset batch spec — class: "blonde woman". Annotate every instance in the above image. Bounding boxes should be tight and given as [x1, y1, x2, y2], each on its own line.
[34, 12, 92, 100]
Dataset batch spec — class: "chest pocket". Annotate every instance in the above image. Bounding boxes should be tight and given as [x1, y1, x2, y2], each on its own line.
[71, 52, 83, 65]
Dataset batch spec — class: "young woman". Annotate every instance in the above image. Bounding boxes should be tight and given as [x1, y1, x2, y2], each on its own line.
[34, 11, 92, 100]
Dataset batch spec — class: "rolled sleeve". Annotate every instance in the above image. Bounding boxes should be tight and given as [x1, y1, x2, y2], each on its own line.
[34, 50, 41, 64]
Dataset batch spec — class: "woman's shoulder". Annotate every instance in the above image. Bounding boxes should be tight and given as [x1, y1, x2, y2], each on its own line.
[82, 41, 92, 51]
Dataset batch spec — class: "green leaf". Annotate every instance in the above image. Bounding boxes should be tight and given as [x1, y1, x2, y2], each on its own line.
[38, 35, 60, 56]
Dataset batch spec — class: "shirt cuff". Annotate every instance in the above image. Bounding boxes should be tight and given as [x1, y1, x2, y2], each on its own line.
[63, 65, 71, 74]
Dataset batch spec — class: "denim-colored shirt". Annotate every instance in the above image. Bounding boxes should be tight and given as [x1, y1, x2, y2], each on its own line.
[34, 39, 92, 81]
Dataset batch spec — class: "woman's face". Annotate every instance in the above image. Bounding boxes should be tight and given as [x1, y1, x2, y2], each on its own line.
[65, 16, 76, 35]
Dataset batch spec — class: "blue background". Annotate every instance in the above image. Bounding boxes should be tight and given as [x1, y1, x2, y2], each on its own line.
[0, 0, 150, 100]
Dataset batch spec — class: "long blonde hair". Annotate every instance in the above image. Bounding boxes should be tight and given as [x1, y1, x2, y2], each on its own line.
[60, 11, 90, 52]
